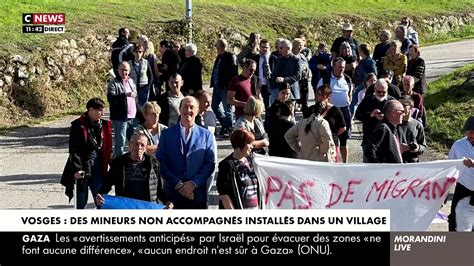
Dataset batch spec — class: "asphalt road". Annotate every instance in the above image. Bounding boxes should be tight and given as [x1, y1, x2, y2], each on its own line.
[0, 39, 473, 230]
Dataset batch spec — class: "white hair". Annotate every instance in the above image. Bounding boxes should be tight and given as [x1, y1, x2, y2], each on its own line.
[281, 39, 292, 51]
[185, 43, 197, 55]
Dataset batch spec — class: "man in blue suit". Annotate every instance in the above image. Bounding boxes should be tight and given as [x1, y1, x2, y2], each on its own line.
[157, 96, 216, 209]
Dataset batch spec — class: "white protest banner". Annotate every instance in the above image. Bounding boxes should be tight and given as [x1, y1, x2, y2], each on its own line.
[253, 156, 464, 231]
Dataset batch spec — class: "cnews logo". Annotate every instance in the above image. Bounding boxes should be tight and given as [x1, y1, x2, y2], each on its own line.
[22, 13, 66, 34]
[23, 13, 66, 24]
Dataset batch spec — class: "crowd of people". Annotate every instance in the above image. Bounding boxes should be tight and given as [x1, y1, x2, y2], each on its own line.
[60, 18, 473, 231]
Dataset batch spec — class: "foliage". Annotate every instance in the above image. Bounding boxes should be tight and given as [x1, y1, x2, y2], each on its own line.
[425, 64, 474, 152]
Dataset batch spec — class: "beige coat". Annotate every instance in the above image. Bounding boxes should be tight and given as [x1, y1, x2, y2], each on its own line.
[284, 115, 336, 162]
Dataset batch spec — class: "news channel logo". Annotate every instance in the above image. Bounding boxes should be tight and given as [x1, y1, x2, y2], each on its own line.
[22, 13, 66, 34]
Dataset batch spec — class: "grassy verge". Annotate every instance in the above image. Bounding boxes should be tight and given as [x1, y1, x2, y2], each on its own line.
[424, 25, 474, 46]
[425, 63, 474, 152]
[1, 0, 473, 54]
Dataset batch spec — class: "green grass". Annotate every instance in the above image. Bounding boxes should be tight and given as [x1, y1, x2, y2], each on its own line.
[1, 0, 473, 54]
[424, 25, 474, 45]
[425, 63, 474, 152]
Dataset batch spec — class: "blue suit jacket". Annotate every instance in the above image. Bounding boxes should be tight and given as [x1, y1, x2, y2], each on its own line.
[157, 123, 216, 204]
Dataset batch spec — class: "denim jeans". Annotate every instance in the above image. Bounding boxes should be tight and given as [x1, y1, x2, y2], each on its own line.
[211, 88, 233, 129]
[350, 84, 365, 116]
[76, 151, 103, 209]
[260, 85, 270, 114]
[112, 119, 136, 157]
[137, 84, 149, 107]
[269, 87, 279, 106]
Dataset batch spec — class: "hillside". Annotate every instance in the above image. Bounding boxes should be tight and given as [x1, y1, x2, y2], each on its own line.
[0, 0, 473, 127]
[2, 0, 474, 54]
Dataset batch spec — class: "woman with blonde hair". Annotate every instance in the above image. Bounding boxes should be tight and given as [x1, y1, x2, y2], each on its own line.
[143, 40, 161, 101]
[285, 101, 336, 162]
[339, 41, 357, 79]
[382, 40, 407, 87]
[134, 101, 167, 155]
[237, 32, 261, 67]
[234, 96, 269, 155]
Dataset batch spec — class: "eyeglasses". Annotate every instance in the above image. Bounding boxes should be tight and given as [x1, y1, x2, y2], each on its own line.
[375, 90, 387, 94]
[393, 109, 405, 114]
[136, 50, 144, 53]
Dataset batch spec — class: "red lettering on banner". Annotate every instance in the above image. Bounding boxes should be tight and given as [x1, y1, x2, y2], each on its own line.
[297, 181, 315, 209]
[265, 176, 316, 209]
[366, 180, 390, 202]
[391, 179, 408, 198]
[401, 179, 422, 198]
[383, 180, 395, 200]
[343, 180, 362, 203]
[277, 181, 296, 208]
[265, 176, 282, 205]
[364, 176, 455, 203]
[264, 173, 457, 208]
[325, 183, 343, 208]
[432, 177, 456, 199]
[418, 181, 431, 200]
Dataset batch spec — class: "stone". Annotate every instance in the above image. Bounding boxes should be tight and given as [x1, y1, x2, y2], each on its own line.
[440, 22, 451, 33]
[19, 80, 26, 86]
[0, 79, 4, 87]
[69, 39, 77, 48]
[10, 54, 29, 64]
[4, 75, 12, 85]
[6, 65, 14, 74]
[57, 39, 69, 48]
[106, 35, 116, 43]
[62, 55, 72, 65]
[28, 66, 36, 75]
[229, 32, 243, 42]
[71, 49, 80, 59]
[46, 57, 55, 66]
[447, 16, 457, 27]
[17, 65, 28, 78]
[74, 55, 86, 66]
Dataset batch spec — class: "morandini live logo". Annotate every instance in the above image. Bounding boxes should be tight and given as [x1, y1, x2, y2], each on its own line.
[22, 13, 66, 34]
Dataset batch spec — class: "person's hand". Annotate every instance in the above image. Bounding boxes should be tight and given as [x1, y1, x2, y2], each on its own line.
[178, 181, 196, 200]
[370, 109, 382, 118]
[74, 171, 85, 179]
[164, 201, 174, 209]
[276, 77, 284, 83]
[96, 194, 105, 206]
[370, 109, 384, 120]
[400, 143, 410, 152]
[463, 158, 474, 168]
[126, 91, 136, 97]
[146, 145, 158, 155]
